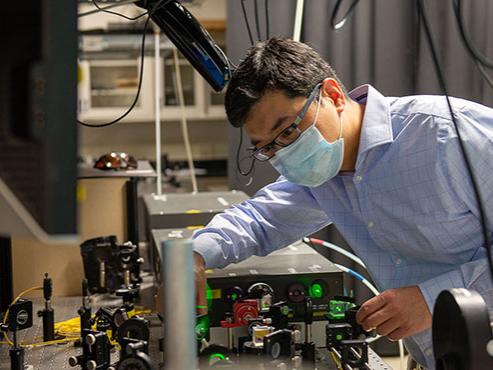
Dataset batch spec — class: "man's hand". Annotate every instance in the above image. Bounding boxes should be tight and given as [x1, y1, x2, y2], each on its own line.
[356, 286, 431, 341]
[154, 252, 208, 316]
[194, 252, 208, 315]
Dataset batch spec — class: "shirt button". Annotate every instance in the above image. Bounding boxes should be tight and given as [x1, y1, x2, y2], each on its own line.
[395, 258, 402, 265]
[355, 175, 363, 183]
[367, 221, 374, 228]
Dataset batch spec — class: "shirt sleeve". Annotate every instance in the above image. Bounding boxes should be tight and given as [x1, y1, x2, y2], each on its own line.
[418, 256, 493, 314]
[192, 177, 331, 269]
[419, 102, 493, 313]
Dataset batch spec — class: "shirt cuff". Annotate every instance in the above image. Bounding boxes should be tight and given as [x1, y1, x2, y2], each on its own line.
[192, 232, 227, 270]
[418, 268, 464, 313]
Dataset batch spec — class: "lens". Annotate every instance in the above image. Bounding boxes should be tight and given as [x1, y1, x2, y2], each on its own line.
[253, 145, 276, 161]
[275, 125, 300, 146]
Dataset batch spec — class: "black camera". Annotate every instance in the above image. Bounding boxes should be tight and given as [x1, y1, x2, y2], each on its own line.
[3, 299, 33, 332]
[80, 236, 143, 294]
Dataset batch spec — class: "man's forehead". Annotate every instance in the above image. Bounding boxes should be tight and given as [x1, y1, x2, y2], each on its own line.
[244, 91, 302, 143]
[248, 116, 292, 146]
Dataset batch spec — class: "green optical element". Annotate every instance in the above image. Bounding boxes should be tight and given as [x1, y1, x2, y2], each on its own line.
[195, 326, 205, 340]
[230, 293, 238, 301]
[336, 334, 343, 341]
[328, 300, 355, 320]
[195, 315, 210, 340]
[309, 283, 324, 299]
[281, 306, 290, 316]
[196, 305, 208, 309]
[209, 353, 226, 361]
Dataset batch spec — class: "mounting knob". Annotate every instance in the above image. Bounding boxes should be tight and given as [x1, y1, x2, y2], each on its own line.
[247, 282, 274, 299]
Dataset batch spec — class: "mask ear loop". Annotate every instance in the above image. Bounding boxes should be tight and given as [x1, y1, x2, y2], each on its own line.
[312, 87, 323, 126]
[320, 86, 344, 142]
[338, 113, 344, 140]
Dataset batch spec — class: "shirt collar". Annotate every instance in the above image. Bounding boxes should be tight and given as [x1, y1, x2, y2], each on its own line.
[348, 84, 393, 171]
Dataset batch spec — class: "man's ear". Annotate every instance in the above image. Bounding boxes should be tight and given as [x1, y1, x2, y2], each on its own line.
[321, 78, 345, 113]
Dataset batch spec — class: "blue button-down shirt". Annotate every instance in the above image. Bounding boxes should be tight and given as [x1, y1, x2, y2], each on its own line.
[193, 85, 493, 369]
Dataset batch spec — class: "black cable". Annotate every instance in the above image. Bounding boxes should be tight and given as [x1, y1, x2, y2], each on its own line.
[77, 15, 150, 128]
[265, 0, 270, 39]
[416, 0, 493, 282]
[240, 0, 255, 46]
[253, 0, 262, 41]
[452, 0, 493, 69]
[330, 0, 360, 30]
[91, 0, 148, 20]
[451, 0, 493, 89]
[78, 0, 170, 128]
[236, 127, 256, 176]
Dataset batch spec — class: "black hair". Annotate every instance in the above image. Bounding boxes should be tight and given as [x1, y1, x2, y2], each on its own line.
[225, 37, 345, 127]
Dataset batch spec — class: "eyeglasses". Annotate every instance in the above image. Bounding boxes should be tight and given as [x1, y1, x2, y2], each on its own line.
[94, 152, 138, 171]
[249, 83, 322, 161]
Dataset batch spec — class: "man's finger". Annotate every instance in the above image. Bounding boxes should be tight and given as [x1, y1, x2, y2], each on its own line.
[375, 316, 402, 337]
[359, 307, 391, 331]
[196, 277, 207, 315]
[356, 293, 387, 324]
[387, 326, 408, 341]
[194, 252, 208, 315]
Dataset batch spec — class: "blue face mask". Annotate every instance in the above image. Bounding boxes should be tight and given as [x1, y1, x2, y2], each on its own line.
[269, 96, 345, 187]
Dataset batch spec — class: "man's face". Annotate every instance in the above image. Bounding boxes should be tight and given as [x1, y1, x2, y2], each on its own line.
[244, 82, 344, 158]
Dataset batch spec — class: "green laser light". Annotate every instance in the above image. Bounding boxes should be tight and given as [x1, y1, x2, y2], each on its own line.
[209, 353, 226, 361]
[309, 283, 324, 299]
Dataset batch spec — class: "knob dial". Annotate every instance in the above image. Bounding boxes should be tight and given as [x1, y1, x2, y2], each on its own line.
[247, 282, 273, 299]
[287, 283, 306, 303]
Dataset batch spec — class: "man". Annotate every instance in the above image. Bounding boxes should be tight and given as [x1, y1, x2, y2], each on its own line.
[191, 37, 493, 369]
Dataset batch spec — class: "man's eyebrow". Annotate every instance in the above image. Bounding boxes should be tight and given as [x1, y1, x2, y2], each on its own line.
[271, 116, 291, 133]
[250, 116, 291, 147]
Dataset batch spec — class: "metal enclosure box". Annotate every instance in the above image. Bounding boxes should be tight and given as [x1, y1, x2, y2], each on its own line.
[152, 228, 343, 326]
[143, 191, 249, 230]
[144, 191, 249, 273]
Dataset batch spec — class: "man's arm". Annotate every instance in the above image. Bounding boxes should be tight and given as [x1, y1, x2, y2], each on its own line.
[358, 102, 493, 341]
[192, 177, 331, 269]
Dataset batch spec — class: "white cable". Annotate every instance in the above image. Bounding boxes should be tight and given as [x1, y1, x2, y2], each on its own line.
[172, 48, 198, 194]
[293, 0, 305, 42]
[333, 263, 379, 296]
[399, 338, 405, 370]
[304, 237, 366, 269]
[154, 26, 162, 195]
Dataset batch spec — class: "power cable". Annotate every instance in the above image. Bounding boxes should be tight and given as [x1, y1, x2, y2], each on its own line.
[253, 0, 262, 41]
[91, 0, 148, 20]
[78, 0, 171, 128]
[451, 0, 493, 89]
[452, 0, 493, 69]
[172, 48, 199, 193]
[265, 0, 270, 39]
[240, 0, 255, 46]
[330, 0, 360, 30]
